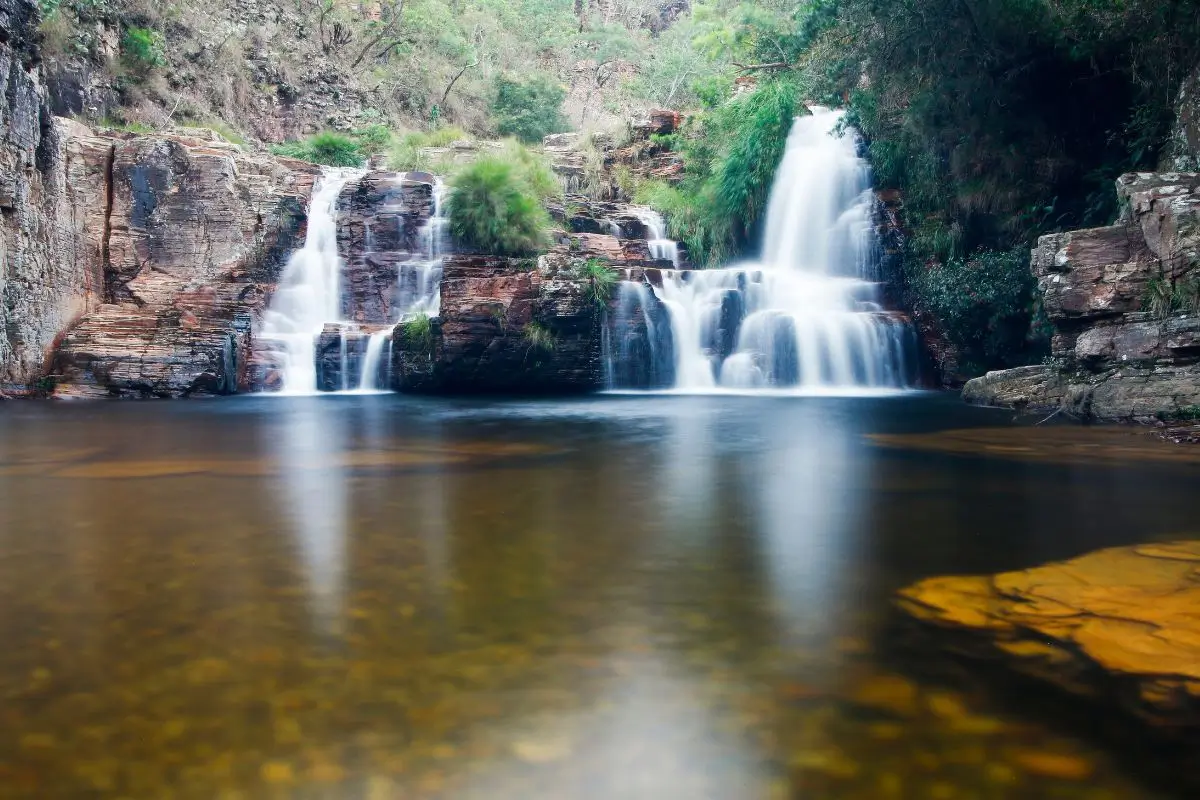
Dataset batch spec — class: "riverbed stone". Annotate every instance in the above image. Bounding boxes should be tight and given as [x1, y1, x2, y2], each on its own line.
[896, 541, 1200, 732]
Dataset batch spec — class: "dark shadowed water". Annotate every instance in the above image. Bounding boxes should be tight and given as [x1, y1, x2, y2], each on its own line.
[0, 393, 1196, 799]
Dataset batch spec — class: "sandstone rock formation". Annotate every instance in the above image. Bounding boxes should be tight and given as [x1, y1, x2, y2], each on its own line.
[896, 541, 1200, 736]
[393, 233, 676, 393]
[45, 131, 319, 397]
[963, 172, 1200, 420]
[335, 170, 436, 324]
[0, 0, 104, 393]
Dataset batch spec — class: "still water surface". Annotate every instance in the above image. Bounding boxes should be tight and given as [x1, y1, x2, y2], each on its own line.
[0, 394, 1196, 798]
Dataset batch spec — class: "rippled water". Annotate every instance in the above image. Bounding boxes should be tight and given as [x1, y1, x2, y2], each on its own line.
[0, 394, 1195, 798]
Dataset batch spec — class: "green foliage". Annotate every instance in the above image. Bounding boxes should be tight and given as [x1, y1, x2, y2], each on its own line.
[911, 248, 1047, 374]
[205, 121, 247, 147]
[272, 132, 365, 167]
[490, 75, 569, 143]
[1144, 273, 1200, 318]
[637, 77, 801, 266]
[1175, 405, 1200, 421]
[575, 258, 618, 306]
[121, 27, 165, 73]
[523, 322, 556, 352]
[446, 155, 552, 255]
[386, 126, 471, 171]
[401, 313, 435, 354]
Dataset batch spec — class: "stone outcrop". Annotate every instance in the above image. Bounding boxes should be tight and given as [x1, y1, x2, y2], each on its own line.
[896, 541, 1200, 739]
[335, 170, 435, 323]
[963, 172, 1200, 421]
[47, 130, 318, 397]
[393, 252, 603, 393]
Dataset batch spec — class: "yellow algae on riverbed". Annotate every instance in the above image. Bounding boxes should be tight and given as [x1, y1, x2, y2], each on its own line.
[868, 426, 1200, 465]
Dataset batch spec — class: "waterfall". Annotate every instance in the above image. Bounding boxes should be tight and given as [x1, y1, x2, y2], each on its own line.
[260, 169, 363, 395]
[634, 208, 680, 267]
[397, 177, 446, 319]
[260, 170, 447, 394]
[613, 107, 914, 393]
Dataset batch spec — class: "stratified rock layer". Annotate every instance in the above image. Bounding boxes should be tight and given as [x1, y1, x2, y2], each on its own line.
[964, 173, 1200, 420]
[897, 541, 1200, 732]
[47, 132, 318, 397]
[0, 0, 105, 393]
[393, 253, 602, 393]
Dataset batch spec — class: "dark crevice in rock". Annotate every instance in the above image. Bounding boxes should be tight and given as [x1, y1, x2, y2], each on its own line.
[100, 141, 116, 302]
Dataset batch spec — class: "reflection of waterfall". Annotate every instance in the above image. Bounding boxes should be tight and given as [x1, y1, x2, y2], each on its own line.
[608, 107, 916, 393]
[268, 400, 348, 636]
[260, 169, 362, 395]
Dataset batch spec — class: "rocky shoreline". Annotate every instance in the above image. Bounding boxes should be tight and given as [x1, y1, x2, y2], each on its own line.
[963, 173, 1200, 424]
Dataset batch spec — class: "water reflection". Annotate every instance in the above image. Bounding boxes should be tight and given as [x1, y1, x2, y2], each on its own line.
[265, 398, 349, 637]
[0, 395, 1194, 798]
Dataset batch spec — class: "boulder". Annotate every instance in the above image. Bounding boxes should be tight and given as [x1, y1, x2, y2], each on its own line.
[392, 253, 602, 394]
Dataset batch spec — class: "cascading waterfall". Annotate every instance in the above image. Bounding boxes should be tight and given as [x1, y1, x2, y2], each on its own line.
[261, 170, 447, 394]
[634, 208, 680, 267]
[356, 178, 446, 391]
[260, 169, 363, 395]
[611, 106, 914, 393]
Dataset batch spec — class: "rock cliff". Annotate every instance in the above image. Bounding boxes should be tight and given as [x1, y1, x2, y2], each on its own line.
[393, 235, 674, 394]
[0, 0, 102, 393]
[1, 0, 319, 397]
[46, 130, 318, 397]
[963, 173, 1200, 421]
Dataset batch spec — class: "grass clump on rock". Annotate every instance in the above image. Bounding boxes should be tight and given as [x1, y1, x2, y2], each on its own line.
[272, 132, 365, 167]
[446, 155, 553, 256]
[400, 313, 435, 354]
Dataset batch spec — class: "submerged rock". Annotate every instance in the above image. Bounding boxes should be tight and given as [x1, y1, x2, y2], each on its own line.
[896, 541, 1200, 733]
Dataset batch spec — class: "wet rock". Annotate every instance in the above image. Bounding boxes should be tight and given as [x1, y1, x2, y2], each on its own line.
[848, 674, 919, 717]
[897, 541, 1200, 733]
[963, 173, 1200, 421]
[335, 171, 435, 324]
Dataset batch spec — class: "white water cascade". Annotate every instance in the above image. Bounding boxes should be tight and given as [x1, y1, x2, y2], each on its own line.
[261, 170, 448, 395]
[617, 106, 913, 392]
[260, 169, 363, 395]
[356, 178, 446, 391]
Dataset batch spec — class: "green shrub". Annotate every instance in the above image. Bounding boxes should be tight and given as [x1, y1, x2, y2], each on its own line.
[446, 156, 552, 256]
[911, 248, 1046, 374]
[272, 132, 364, 167]
[1144, 272, 1200, 318]
[575, 258, 618, 307]
[523, 322, 556, 352]
[491, 75, 569, 143]
[400, 313, 435, 354]
[386, 126, 472, 172]
[121, 27, 165, 73]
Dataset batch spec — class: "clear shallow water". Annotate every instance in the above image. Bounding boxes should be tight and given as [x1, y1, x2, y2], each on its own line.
[0, 394, 1196, 798]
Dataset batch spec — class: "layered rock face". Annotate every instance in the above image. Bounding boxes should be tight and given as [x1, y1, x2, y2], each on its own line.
[0, 0, 104, 393]
[335, 171, 436, 325]
[896, 541, 1200, 740]
[964, 173, 1200, 420]
[47, 131, 318, 397]
[393, 233, 674, 394]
